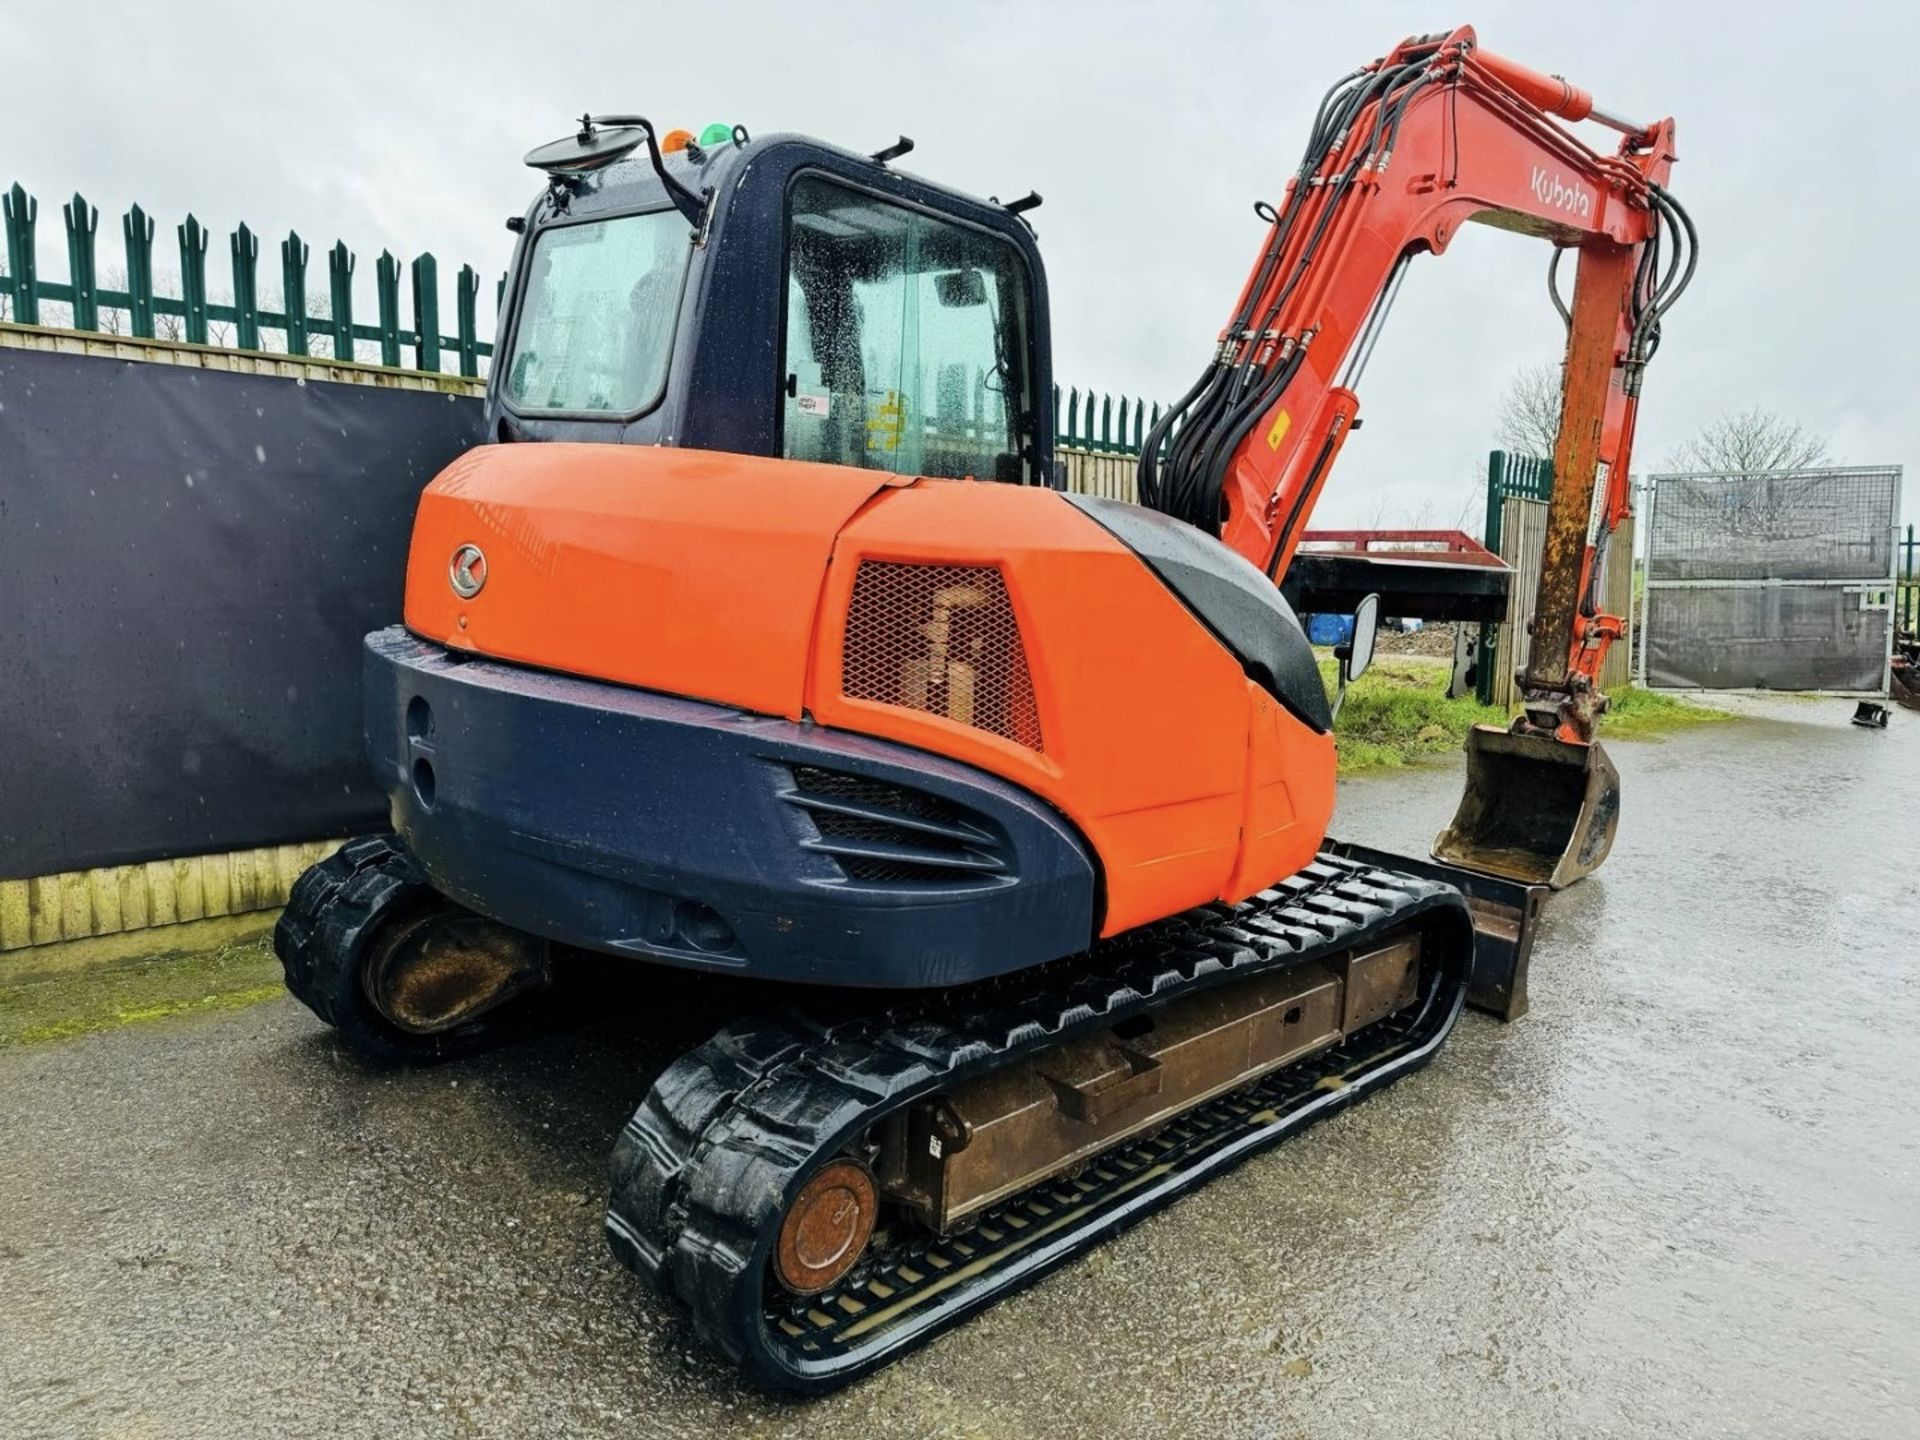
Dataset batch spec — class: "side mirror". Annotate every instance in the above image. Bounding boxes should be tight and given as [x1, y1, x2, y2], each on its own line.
[1343, 593, 1379, 682]
[1330, 593, 1380, 722]
[935, 268, 989, 307]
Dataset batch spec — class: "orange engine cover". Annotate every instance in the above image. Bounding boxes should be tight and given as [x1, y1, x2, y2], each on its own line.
[404, 445, 1336, 938]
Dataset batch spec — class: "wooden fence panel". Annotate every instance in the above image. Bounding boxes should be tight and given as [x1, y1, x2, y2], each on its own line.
[1060, 447, 1138, 503]
[0, 841, 341, 953]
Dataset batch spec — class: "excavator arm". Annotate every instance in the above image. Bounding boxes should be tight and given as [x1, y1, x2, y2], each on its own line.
[1141, 25, 1696, 886]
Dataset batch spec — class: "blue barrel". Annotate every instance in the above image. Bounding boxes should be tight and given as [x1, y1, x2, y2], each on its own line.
[1305, 613, 1356, 647]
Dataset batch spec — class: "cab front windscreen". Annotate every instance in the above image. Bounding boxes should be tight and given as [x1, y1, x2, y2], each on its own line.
[502, 209, 689, 415]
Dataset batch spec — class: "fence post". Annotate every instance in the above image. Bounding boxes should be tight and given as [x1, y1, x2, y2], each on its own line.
[411, 252, 439, 372]
[1099, 392, 1113, 452]
[281, 231, 309, 356]
[455, 264, 479, 377]
[177, 214, 209, 344]
[62, 193, 99, 331]
[1905, 522, 1915, 634]
[230, 222, 260, 350]
[375, 250, 401, 368]
[3, 182, 39, 324]
[1476, 452, 1506, 705]
[124, 204, 156, 338]
[327, 241, 354, 361]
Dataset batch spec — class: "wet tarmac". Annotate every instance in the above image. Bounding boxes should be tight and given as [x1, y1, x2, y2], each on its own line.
[2, 697, 1915, 1438]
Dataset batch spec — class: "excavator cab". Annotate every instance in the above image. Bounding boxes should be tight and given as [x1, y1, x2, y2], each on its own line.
[490, 120, 1054, 486]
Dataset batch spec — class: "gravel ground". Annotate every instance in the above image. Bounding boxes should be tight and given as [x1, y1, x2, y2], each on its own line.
[1, 696, 1914, 1439]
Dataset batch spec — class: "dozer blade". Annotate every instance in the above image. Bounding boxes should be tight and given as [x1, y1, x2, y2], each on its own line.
[1329, 840, 1546, 1022]
[1431, 724, 1620, 891]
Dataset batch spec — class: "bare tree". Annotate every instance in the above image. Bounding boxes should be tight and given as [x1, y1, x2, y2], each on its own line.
[1667, 408, 1831, 474]
[1494, 361, 1562, 458]
[96, 266, 128, 335]
[305, 292, 334, 354]
[134, 263, 187, 341]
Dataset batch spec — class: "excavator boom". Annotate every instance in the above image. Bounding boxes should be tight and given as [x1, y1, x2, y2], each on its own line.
[1141, 24, 1695, 886]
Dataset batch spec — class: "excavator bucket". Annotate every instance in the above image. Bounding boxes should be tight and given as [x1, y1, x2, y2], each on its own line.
[1431, 725, 1619, 890]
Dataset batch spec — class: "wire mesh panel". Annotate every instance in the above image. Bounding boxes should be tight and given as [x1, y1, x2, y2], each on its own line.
[1646, 468, 1899, 582]
[1642, 466, 1901, 693]
[1644, 583, 1893, 691]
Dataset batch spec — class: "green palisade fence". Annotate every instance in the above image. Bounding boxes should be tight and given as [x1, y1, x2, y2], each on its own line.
[0, 177, 1179, 443]
[1477, 451, 1556, 705]
[1051, 383, 1161, 457]
[0, 180, 499, 377]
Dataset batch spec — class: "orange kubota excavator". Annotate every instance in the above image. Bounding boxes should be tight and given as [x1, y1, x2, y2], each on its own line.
[276, 26, 1692, 1390]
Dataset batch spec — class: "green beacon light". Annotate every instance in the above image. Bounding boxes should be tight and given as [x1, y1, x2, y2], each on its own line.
[698, 123, 734, 148]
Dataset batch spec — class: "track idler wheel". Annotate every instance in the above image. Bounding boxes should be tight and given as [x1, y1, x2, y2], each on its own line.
[774, 1160, 879, 1295]
[275, 835, 550, 1065]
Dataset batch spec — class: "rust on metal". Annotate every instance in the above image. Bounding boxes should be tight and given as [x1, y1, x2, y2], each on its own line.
[1343, 937, 1421, 1031]
[876, 940, 1422, 1234]
[363, 909, 549, 1035]
[1432, 726, 1620, 889]
[1893, 649, 1920, 711]
[774, 1159, 880, 1295]
[1528, 241, 1635, 696]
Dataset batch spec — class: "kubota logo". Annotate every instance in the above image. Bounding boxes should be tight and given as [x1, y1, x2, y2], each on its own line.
[1530, 166, 1593, 221]
[449, 544, 487, 599]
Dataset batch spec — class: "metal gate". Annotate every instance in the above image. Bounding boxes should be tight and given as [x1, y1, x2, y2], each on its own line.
[1639, 466, 1902, 693]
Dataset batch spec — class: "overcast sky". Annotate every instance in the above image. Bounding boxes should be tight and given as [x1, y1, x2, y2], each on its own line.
[3, 0, 1914, 528]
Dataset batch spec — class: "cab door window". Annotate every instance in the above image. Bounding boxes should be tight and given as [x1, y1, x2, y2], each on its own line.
[781, 176, 1032, 482]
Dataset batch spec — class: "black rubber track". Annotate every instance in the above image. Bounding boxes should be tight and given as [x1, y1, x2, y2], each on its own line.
[275, 835, 528, 1066]
[605, 852, 1474, 1393]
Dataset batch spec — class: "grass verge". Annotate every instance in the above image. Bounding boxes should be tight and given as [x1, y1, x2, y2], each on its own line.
[1323, 655, 1731, 774]
[1596, 683, 1737, 739]
[0, 935, 283, 1048]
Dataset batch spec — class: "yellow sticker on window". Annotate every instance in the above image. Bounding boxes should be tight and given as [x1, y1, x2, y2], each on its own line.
[1265, 408, 1293, 451]
[866, 390, 906, 453]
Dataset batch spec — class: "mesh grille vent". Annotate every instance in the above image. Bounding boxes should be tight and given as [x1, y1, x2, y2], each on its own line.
[841, 562, 1042, 751]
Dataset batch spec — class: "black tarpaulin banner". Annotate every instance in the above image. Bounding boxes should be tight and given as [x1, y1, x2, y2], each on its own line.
[0, 347, 484, 878]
